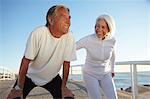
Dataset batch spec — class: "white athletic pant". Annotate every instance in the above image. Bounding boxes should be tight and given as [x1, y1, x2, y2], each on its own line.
[83, 72, 118, 99]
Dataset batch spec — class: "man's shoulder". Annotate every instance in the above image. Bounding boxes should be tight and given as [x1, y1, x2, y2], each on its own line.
[30, 26, 48, 36]
[33, 26, 47, 32]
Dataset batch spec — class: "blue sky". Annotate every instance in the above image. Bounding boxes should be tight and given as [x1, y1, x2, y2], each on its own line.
[0, 0, 150, 72]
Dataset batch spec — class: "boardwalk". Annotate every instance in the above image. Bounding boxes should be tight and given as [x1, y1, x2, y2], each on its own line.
[1, 80, 150, 99]
[0, 80, 88, 99]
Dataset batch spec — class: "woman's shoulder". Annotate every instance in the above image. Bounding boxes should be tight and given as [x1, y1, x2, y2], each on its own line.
[79, 34, 96, 43]
[110, 37, 116, 42]
[106, 37, 116, 45]
[81, 34, 96, 40]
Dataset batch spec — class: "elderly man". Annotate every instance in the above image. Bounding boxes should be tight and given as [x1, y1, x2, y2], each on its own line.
[7, 5, 76, 99]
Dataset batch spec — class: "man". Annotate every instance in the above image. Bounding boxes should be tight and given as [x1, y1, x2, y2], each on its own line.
[7, 5, 76, 99]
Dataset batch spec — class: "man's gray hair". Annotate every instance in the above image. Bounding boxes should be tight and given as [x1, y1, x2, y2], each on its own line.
[46, 5, 70, 27]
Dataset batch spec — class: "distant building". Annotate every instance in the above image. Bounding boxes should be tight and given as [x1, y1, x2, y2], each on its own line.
[0, 66, 16, 80]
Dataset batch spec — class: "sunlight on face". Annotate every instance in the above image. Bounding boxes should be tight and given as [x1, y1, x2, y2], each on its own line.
[95, 19, 109, 40]
[54, 8, 71, 35]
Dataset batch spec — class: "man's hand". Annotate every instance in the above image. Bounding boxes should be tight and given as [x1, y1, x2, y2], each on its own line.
[7, 89, 23, 99]
[62, 86, 74, 99]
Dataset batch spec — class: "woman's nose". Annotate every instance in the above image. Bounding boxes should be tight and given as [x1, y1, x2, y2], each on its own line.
[96, 27, 102, 31]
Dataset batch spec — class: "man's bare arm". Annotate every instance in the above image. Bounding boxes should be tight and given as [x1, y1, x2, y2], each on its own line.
[7, 56, 30, 99]
[61, 61, 70, 89]
[17, 56, 31, 89]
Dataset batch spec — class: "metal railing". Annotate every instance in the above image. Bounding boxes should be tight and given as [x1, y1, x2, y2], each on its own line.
[70, 60, 150, 99]
[116, 61, 150, 99]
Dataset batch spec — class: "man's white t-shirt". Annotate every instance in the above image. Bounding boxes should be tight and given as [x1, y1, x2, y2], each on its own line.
[24, 26, 76, 86]
[76, 34, 115, 79]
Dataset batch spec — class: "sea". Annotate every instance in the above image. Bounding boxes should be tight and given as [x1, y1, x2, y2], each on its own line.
[69, 71, 150, 90]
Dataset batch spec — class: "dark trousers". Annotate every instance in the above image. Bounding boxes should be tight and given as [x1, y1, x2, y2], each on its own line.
[14, 74, 62, 99]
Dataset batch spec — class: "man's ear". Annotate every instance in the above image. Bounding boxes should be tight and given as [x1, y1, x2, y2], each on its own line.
[48, 16, 53, 25]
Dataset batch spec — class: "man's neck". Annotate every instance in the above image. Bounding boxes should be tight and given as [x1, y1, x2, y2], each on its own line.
[48, 26, 62, 38]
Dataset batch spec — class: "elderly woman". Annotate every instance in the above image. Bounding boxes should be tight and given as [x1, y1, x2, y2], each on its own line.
[76, 14, 118, 99]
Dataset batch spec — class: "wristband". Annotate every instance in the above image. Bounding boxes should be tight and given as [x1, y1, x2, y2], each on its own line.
[14, 85, 23, 91]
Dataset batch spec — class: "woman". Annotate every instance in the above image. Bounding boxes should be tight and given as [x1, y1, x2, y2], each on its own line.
[76, 14, 118, 99]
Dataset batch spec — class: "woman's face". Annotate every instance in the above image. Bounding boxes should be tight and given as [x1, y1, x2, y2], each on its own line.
[95, 19, 109, 39]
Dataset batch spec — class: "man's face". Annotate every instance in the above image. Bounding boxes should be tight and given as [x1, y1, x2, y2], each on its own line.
[53, 8, 71, 35]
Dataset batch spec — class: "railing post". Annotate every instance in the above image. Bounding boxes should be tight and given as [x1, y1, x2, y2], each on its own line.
[130, 64, 138, 99]
[70, 66, 72, 75]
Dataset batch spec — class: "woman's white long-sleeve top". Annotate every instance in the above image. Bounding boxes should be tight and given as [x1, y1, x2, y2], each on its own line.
[76, 34, 116, 79]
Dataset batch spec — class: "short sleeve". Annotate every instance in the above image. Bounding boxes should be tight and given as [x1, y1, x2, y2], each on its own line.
[64, 33, 77, 61]
[24, 29, 40, 60]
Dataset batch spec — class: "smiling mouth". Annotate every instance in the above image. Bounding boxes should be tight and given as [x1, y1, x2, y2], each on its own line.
[64, 24, 70, 28]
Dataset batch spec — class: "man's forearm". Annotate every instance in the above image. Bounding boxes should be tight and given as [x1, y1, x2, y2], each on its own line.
[62, 61, 70, 88]
[17, 56, 30, 89]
